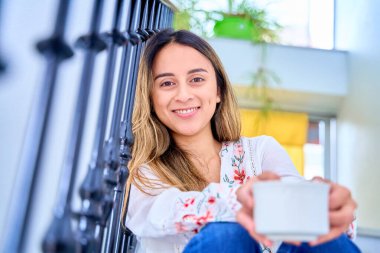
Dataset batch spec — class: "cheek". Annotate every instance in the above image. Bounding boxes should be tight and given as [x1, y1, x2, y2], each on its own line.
[151, 92, 166, 116]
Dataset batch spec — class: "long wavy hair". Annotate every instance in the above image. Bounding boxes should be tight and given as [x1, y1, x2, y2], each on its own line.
[126, 29, 241, 196]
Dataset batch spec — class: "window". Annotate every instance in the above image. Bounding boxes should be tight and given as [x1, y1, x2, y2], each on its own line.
[304, 116, 336, 180]
[256, 0, 335, 49]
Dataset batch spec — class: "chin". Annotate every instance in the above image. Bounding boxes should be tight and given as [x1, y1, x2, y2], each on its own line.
[172, 127, 201, 137]
[177, 130, 199, 136]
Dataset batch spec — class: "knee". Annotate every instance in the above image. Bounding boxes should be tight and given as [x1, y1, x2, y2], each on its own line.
[300, 234, 361, 253]
[183, 222, 261, 253]
[319, 234, 361, 253]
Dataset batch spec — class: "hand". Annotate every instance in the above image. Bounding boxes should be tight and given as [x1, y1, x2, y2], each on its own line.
[235, 172, 281, 248]
[309, 177, 357, 246]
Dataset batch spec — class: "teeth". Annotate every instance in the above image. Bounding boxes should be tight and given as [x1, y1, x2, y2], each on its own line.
[175, 107, 197, 114]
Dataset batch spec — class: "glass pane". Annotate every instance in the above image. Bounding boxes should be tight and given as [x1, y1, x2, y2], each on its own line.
[255, 0, 335, 49]
[304, 120, 325, 179]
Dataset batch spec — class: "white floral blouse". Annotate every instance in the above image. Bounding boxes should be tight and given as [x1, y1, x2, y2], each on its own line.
[126, 136, 354, 253]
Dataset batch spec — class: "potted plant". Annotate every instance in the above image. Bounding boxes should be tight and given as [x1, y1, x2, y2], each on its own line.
[174, 0, 280, 43]
[212, 0, 280, 43]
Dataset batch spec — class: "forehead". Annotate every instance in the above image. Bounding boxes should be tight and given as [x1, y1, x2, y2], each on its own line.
[152, 43, 214, 75]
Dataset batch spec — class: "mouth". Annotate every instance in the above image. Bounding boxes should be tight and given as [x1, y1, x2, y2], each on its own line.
[172, 106, 200, 115]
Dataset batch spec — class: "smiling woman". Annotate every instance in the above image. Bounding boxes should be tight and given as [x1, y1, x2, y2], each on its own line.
[122, 29, 360, 253]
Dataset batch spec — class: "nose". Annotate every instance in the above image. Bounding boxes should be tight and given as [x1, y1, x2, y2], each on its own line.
[174, 83, 193, 102]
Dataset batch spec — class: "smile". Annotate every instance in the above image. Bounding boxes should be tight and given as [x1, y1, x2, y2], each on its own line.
[173, 107, 200, 115]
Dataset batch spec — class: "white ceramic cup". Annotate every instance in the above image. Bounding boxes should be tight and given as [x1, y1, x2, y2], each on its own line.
[253, 181, 330, 242]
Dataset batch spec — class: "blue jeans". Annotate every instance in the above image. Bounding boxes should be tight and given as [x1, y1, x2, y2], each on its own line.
[183, 222, 361, 253]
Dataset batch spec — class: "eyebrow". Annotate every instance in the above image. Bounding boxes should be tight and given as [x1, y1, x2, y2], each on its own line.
[154, 68, 208, 80]
[188, 68, 208, 75]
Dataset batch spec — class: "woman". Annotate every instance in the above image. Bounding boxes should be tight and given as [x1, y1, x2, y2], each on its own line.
[123, 29, 360, 253]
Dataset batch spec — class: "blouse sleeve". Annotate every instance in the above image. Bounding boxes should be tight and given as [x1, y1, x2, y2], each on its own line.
[346, 215, 357, 240]
[126, 171, 241, 240]
[256, 135, 304, 182]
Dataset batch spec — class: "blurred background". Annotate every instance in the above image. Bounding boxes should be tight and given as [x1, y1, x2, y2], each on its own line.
[0, 0, 379, 252]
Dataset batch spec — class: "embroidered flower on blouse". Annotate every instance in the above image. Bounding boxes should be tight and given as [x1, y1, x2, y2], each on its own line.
[183, 197, 195, 208]
[175, 222, 188, 233]
[182, 214, 197, 221]
[220, 142, 230, 157]
[208, 196, 216, 204]
[224, 140, 247, 184]
[181, 211, 214, 227]
[233, 142, 244, 158]
[234, 168, 246, 184]
[194, 210, 213, 226]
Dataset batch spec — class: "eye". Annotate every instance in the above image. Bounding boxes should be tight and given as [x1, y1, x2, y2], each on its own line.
[160, 81, 175, 87]
[190, 77, 205, 83]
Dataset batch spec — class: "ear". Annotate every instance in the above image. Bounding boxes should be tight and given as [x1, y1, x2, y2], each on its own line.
[216, 89, 221, 103]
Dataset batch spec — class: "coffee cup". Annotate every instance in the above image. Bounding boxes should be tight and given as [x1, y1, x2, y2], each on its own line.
[253, 181, 330, 242]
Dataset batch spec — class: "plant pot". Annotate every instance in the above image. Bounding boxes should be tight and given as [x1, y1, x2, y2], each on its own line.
[213, 15, 254, 40]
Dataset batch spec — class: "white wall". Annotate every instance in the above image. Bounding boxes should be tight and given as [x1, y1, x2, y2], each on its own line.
[335, 0, 380, 231]
[0, 0, 116, 252]
[208, 39, 348, 115]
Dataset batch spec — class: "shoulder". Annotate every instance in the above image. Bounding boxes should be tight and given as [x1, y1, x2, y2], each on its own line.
[131, 163, 160, 181]
[240, 135, 281, 149]
[131, 164, 169, 194]
[222, 135, 276, 148]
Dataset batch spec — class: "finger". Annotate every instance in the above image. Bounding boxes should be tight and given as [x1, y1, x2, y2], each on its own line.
[257, 171, 281, 181]
[239, 203, 254, 218]
[312, 176, 329, 183]
[329, 200, 357, 227]
[312, 178, 352, 211]
[283, 241, 301, 246]
[329, 184, 352, 210]
[236, 184, 254, 210]
[236, 209, 255, 235]
[309, 227, 343, 246]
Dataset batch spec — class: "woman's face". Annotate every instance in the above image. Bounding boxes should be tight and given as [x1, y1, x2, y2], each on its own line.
[151, 43, 220, 139]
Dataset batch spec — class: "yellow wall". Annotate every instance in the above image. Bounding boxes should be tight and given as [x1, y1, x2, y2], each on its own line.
[240, 109, 308, 175]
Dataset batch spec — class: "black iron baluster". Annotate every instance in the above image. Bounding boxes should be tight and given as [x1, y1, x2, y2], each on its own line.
[42, 0, 106, 252]
[112, 0, 151, 251]
[114, 0, 153, 251]
[168, 5, 174, 28]
[2, 0, 74, 252]
[146, 0, 157, 35]
[101, 0, 133, 252]
[75, 0, 126, 252]
[161, 4, 170, 29]
[153, 1, 162, 32]
[0, 0, 6, 74]
[160, 3, 167, 29]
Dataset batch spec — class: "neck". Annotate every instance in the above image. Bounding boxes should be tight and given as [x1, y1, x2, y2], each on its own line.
[172, 129, 222, 183]
[172, 131, 221, 161]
